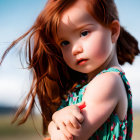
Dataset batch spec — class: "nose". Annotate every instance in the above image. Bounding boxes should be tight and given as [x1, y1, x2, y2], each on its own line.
[72, 43, 83, 56]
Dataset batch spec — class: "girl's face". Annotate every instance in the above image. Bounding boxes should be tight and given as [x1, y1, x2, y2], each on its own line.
[57, 0, 114, 74]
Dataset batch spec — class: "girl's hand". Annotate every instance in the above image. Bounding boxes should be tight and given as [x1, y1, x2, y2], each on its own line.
[48, 121, 72, 140]
[52, 102, 85, 137]
[51, 130, 70, 140]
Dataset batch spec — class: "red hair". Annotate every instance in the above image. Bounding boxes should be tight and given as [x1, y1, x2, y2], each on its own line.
[0, 0, 139, 135]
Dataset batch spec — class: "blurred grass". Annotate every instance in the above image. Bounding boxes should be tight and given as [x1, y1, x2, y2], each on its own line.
[0, 114, 44, 140]
[0, 112, 140, 140]
[133, 112, 140, 140]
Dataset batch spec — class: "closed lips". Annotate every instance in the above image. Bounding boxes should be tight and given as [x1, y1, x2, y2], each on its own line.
[77, 59, 88, 65]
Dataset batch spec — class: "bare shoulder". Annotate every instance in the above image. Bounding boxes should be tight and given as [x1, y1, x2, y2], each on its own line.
[88, 71, 122, 88]
[83, 71, 124, 105]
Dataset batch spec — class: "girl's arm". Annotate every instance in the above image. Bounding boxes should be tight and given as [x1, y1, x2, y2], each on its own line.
[68, 72, 125, 140]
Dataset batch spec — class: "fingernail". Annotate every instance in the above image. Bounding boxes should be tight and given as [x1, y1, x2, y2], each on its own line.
[77, 124, 81, 129]
[69, 136, 73, 140]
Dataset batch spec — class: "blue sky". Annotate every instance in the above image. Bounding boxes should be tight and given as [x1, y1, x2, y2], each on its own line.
[0, 0, 140, 110]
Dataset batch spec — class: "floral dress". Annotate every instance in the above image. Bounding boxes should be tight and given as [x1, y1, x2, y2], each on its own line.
[58, 67, 133, 140]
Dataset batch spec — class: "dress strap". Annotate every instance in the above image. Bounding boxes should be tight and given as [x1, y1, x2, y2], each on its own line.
[97, 67, 122, 75]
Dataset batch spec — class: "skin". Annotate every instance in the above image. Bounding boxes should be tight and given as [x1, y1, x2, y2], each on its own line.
[48, 0, 128, 140]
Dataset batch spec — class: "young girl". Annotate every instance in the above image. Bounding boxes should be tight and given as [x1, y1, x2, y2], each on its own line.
[0, 0, 139, 140]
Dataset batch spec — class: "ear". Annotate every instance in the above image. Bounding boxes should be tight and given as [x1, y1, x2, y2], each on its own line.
[110, 20, 120, 43]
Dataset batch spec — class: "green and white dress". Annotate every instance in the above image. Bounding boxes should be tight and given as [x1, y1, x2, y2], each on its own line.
[58, 67, 133, 140]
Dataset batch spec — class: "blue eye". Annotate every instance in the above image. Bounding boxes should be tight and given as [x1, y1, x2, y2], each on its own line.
[60, 41, 69, 47]
[81, 31, 89, 37]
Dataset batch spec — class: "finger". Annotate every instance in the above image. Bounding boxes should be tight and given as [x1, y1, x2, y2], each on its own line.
[66, 124, 81, 136]
[72, 110, 84, 123]
[59, 122, 73, 140]
[52, 120, 60, 130]
[69, 116, 81, 129]
[51, 131, 68, 140]
[60, 132, 70, 140]
[65, 120, 74, 128]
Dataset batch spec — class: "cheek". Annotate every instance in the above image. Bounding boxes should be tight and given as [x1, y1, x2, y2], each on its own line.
[61, 49, 72, 66]
[63, 55, 69, 64]
[62, 51, 68, 62]
[88, 32, 112, 59]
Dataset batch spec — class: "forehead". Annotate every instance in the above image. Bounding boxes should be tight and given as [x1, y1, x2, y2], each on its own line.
[61, 0, 88, 23]
[58, 0, 96, 35]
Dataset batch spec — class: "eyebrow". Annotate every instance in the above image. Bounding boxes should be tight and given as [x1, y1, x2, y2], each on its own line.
[67, 13, 97, 31]
[73, 23, 95, 32]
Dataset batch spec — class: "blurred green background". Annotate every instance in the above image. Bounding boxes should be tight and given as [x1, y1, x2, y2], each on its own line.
[0, 112, 140, 140]
[0, 114, 43, 140]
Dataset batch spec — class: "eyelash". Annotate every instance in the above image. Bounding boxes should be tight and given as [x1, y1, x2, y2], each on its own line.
[60, 40, 70, 47]
[80, 30, 89, 37]
[60, 30, 90, 47]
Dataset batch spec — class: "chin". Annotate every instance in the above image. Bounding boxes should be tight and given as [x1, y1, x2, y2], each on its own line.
[78, 69, 94, 74]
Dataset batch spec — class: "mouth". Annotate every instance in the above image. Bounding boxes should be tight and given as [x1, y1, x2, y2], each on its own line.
[77, 58, 88, 65]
